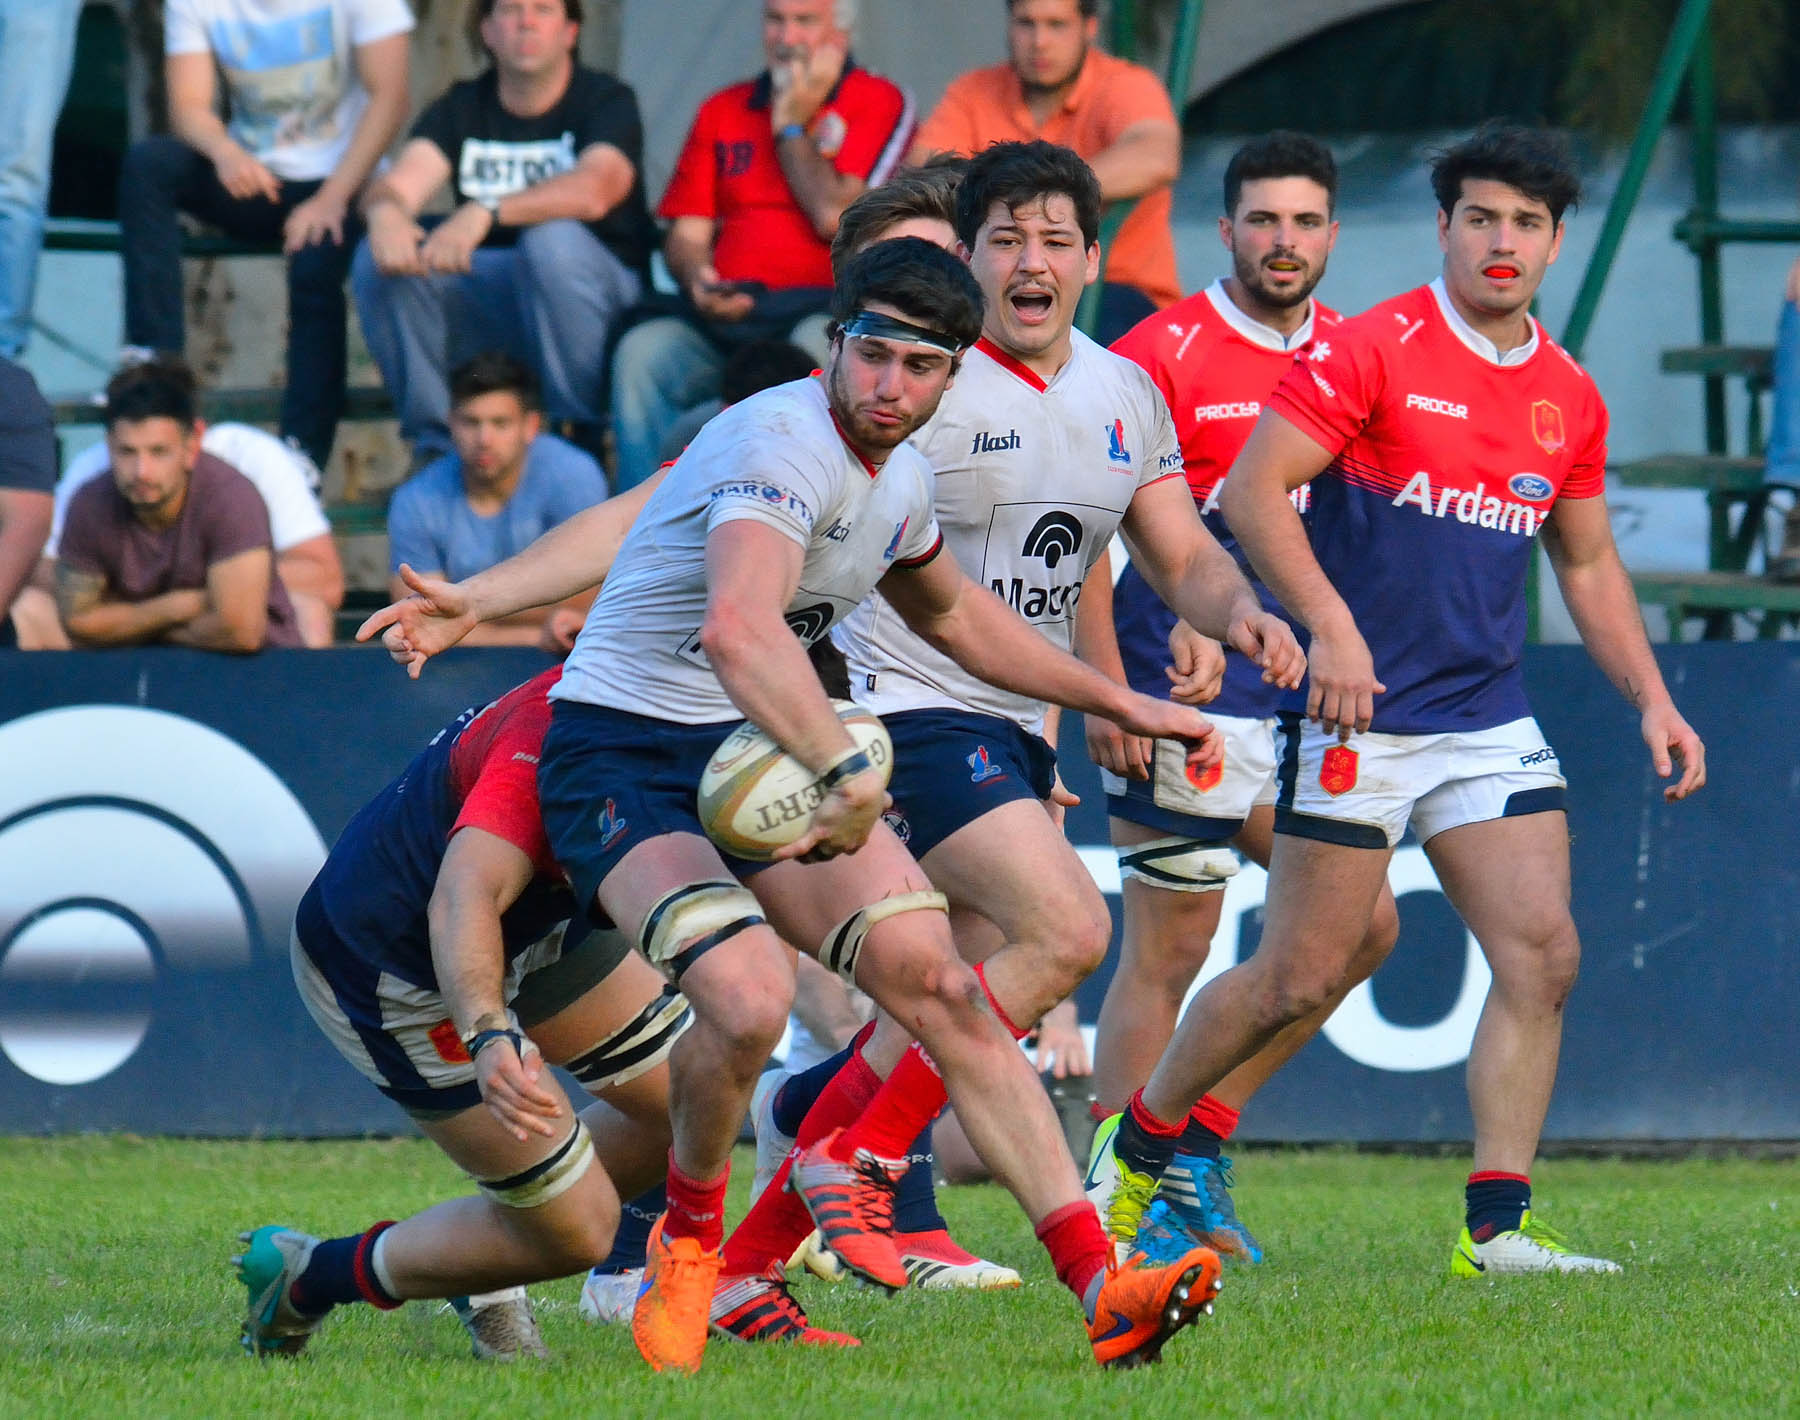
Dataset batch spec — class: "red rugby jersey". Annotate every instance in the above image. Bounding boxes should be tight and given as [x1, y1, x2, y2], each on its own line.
[660, 62, 914, 290]
[1264, 279, 1607, 733]
[448, 665, 565, 872]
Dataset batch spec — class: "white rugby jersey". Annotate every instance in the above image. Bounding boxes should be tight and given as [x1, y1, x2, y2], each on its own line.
[554, 377, 943, 724]
[836, 331, 1183, 732]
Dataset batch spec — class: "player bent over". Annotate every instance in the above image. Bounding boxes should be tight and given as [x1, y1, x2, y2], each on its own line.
[1076, 133, 1400, 1262]
[235, 668, 692, 1358]
[364, 239, 1232, 1373]
[1088, 124, 1706, 1276]
[716, 140, 1308, 1308]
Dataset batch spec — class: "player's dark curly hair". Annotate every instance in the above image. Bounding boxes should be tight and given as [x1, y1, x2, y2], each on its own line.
[104, 355, 199, 430]
[1430, 123, 1581, 226]
[954, 140, 1101, 250]
[828, 237, 985, 351]
[831, 156, 967, 276]
[1224, 132, 1338, 216]
[450, 351, 541, 412]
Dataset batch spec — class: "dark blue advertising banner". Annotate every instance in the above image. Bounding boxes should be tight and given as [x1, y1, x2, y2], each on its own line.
[0, 644, 1795, 1141]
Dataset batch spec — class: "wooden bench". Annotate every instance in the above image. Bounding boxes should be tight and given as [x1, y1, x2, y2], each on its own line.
[1629, 571, 1800, 642]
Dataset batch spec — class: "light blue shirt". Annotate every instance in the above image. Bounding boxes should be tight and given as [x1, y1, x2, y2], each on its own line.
[387, 433, 609, 582]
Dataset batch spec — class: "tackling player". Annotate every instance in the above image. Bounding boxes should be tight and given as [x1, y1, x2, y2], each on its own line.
[711, 140, 1308, 1316]
[1076, 133, 1398, 1261]
[1088, 124, 1706, 1276]
[234, 667, 693, 1360]
[363, 237, 1234, 1373]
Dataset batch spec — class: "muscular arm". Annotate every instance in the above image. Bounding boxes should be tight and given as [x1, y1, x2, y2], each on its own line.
[163, 546, 273, 652]
[1073, 543, 1152, 779]
[1118, 478, 1257, 640]
[493, 143, 637, 228]
[56, 561, 205, 646]
[0, 488, 51, 619]
[1086, 118, 1181, 203]
[428, 827, 536, 1039]
[1541, 494, 1705, 798]
[774, 132, 865, 240]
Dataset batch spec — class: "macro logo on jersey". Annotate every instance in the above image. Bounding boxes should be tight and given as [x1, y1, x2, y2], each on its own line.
[967, 746, 1004, 783]
[784, 602, 837, 643]
[970, 429, 1021, 455]
[709, 479, 815, 528]
[1319, 744, 1359, 797]
[598, 798, 629, 850]
[1106, 418, 1131, 466]
[0, 706, 325, 1087]
[1185, 755, 1223, 793]
[1508, 473, 1555, 503]
[1531, 400, 1566, 454]
[1021, 511, 1084, 569]
[981, 503, 1104, 623]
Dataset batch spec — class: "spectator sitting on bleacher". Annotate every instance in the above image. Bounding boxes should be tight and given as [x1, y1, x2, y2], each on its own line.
[118, 0, 413, 474]
[908, 0, 1180, 343]
[387, 352, 606, 653]
[25, 417, 346, 649]
[353, 0, 655, 466]
[54, 358, 304, 652]
[1766, 253, 1800, 582]
[607, 0, 914, 489]
[0, 357, 55, 649]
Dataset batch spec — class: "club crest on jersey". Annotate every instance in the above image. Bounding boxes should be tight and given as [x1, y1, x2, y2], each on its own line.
[1185, 754, 1224, 793]
[1106, 418, 1130, 465]
[598, 798, 629, 849]
[882, 809, 912, 844]
[1319, 744, 1358, 797]
[1531, 400, 1566, 454]
[967, 746, 1005, 783]
[883, 517, 909, 561]
[428, 1019, 471, 1065]
[1509, 472, 1555, 502]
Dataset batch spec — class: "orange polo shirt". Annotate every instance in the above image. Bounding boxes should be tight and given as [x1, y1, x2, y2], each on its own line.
[915, 50, 1179, 307]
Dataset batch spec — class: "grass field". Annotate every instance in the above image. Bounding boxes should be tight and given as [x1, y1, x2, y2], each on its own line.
[2, 1138, 1795, 1418]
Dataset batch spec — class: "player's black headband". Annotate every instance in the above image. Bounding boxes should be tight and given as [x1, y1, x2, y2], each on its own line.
[838, 309, 966, 355]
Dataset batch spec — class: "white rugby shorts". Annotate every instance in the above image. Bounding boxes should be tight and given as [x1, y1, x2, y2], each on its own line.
[1100, 711, 1279, 833]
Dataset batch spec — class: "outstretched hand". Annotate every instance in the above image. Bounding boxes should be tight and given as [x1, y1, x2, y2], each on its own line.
[356, 564, 480, 678]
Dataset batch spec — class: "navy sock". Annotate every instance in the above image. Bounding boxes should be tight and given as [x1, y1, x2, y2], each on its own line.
[598, 1183, 664, 1272]
[289, 1222, 398, 1315]
[891, 1118, 945, 1235]
[770, 1047, 855, 1138]
[1114, 1093, 1182, 1180]
[1464, 1172, 1531, 1242]
[1177, 1117, 1225, 1160]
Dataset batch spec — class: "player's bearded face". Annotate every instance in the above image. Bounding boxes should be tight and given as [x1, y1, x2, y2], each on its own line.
[966, 195, 1097, 360]
[825, 320, 956, 456]
[1224, 176, 1336, 311]
[1438, 177, 1563, 319]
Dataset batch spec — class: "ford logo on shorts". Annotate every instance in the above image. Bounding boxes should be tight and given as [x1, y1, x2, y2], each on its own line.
[1508, 473, 1554, 502]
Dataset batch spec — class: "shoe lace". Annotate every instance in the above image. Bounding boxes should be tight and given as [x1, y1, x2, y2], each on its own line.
[1518, 1215, 1572, 1253]
[1105, 1167, 1157, 1240]
[850, 1153, 898, 1233]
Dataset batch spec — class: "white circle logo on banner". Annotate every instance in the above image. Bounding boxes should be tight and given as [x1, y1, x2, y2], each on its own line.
[0, 705, 326, 1086]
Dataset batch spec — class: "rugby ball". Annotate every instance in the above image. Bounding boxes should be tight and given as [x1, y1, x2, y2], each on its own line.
[697, 701, 893, 861]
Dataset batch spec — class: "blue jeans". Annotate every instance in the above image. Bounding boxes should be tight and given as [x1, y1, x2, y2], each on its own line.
[351, 220, 640, 456]
[1766, 300, 1800, 486]
[0, 0, 81, 357]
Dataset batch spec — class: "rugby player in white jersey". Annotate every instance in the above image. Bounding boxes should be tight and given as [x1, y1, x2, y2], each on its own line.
[713, 139, 1308, 1313]
[1075, 133, 1399, 1263]
[1087, 124, 1707, 1277]
[362, 236, 1238, 1373]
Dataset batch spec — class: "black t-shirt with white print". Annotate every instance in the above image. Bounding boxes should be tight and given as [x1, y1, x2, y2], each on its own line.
[412, 65, 656, 270]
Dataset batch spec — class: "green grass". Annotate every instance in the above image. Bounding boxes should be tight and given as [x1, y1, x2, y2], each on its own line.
[2, 1139, 1796, 1417]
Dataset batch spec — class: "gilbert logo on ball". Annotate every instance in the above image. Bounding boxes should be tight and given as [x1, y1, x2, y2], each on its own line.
[698, 701, 893, 860]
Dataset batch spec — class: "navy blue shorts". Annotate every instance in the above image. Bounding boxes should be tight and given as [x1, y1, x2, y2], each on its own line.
[539, 700, 770, 916]
[880, 708, 1057, 860]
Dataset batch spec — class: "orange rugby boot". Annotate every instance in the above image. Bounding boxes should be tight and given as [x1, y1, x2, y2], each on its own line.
[631, 1215, 724, 1374]
[1085, 1243, 1223, 1369]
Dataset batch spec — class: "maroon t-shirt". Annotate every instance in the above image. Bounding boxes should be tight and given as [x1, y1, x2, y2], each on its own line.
[58, 451, 303, 648]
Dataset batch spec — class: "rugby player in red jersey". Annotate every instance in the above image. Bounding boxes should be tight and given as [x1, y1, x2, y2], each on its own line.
[233, 668, 693, 1358]
[1088, 124, 1705, 1275]
[1076, 133, 1400, 1263]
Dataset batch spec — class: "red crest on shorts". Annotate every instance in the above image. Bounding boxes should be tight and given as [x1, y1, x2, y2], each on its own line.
[1531, 399, 1565, 454]
[1185, 754, 1223, 793]
[428, 1019, 470, 1064]
[1319, 744, 1359, 797]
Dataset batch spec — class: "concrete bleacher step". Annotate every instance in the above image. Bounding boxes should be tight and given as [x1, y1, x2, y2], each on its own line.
[1659, 345, 1773, 381]
[44, 217, 269, 260]
[1610, 453, 1764, 491]
[50, 385, 394, 428]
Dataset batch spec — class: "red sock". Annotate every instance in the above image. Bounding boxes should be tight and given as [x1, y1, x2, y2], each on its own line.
[720, 1049, 881, 1274]
[662, 1151, 728, 1252]
[831, 1042, 947, 1163]
[972, 962, 1031, 1040]
[1189, 1094, 1240, 1141]
[1036, 1200, 1109, 1304]
[1129, 1088, 1184, 1139]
